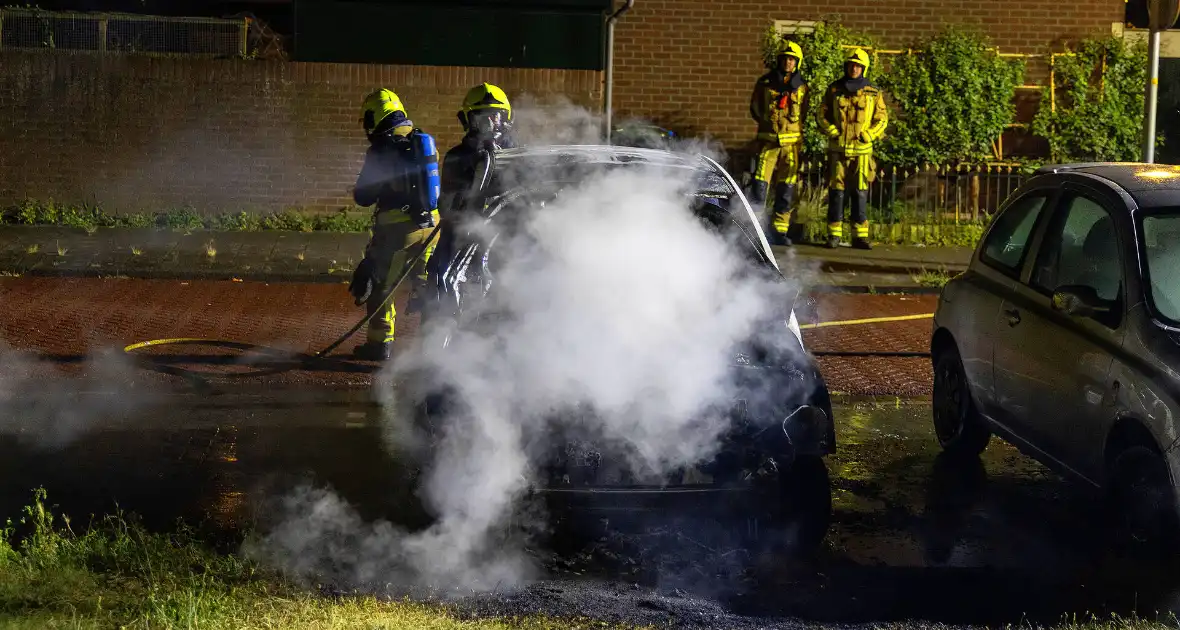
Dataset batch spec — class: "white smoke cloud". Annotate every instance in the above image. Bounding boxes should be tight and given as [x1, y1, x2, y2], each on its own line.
[247, 102, 819, 597]
[0, 341, 160, 449]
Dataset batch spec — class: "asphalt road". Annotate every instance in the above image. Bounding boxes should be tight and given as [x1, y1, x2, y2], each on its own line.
[4, 388, 1178, 629]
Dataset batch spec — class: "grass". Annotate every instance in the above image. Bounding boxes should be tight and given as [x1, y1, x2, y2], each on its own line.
[0, 489, 641, 630]
[910, 266, 958, 288]
[1, 489, 1178, 630]
[1, 200, 373, 235]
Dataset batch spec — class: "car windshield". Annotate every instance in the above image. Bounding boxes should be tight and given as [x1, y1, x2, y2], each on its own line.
[483, 183, 772, 271]
[483, 153, 762, 248]
[1139, 211, 1180, 326]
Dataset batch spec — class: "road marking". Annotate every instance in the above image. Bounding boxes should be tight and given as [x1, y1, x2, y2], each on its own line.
[799, 312, 934, 330]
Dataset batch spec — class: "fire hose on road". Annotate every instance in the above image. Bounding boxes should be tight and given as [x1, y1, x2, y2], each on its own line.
[121, 222, 445, 386]
[801, 313, 933, 358]
[119, 225, 934, 388]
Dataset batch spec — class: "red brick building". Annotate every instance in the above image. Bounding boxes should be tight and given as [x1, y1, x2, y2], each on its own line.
[609, 0, 1126, 147]
[0, 0, 1130, 214]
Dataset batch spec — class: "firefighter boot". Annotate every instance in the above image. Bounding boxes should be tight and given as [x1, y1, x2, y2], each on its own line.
[825, 189, 844, 249]
[354, 341, 392, 361]
[771, 183, 795, 247]
[851, 189, 872, 250]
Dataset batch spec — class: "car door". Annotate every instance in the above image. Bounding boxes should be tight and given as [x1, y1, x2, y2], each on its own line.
[946, 188, 1056, 417]
[991, 182, 1128, 482]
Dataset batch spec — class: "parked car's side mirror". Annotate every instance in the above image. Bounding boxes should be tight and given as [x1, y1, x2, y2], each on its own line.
[1051, 284, 1113, 318]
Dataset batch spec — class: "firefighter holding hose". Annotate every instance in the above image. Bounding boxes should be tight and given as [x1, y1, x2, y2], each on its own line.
[748, 39, 808, 246]
[818, 47, 888, 250]
[348, 88, 442, 361]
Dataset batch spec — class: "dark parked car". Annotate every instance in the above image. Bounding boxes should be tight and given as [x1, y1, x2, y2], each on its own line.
[930, 162, 1180, 547]
[413, 144, 836, 553]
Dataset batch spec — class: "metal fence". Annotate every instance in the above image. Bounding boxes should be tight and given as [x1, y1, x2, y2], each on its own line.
[792, 161, 1028, 223]
[0, 8, 249, 58]
[739, 160, 1030, 244]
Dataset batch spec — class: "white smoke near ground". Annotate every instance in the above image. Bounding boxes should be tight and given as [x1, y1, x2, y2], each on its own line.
[0, 341, 160, 449]
[246, 102, 822, 596]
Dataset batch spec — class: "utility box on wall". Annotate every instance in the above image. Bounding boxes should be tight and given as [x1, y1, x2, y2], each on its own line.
[292, 0, 612, 69]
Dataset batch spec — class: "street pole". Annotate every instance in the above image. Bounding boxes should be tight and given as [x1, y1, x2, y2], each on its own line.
[1145, 27, 1162, 163]
[1145, 0, 1180, 162]
[603, 0, 634, 143]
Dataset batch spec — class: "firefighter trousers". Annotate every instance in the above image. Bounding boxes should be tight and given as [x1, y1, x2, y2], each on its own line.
[364, 209, 441, 344]
[827, 152, 875, 241]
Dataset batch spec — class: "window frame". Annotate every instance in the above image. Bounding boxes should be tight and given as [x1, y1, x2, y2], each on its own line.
[1022, 182, 1129, 329]
[1135, 208, 1180, 330]
[977, 187, 1058, 281]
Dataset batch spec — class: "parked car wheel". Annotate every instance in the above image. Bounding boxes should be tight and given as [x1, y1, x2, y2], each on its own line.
[768, 455, 832, 556]
[1109, 445, 1180, 553]
[932, 342, 991, 457]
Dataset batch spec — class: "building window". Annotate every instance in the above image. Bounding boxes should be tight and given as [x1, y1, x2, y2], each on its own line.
[773, 20, 820, 37]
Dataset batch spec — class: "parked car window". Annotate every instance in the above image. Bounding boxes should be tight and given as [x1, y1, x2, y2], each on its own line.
[980, 193, 1048, 273]
[1031, 193, 1122, 303]
[1142, 213, 1180, 325]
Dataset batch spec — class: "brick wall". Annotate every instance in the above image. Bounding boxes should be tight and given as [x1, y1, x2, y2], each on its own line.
[610, 0, 1126, 149]
[0, 51, 602, 214]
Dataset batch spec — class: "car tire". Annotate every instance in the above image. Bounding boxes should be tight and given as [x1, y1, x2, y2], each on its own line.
[1109, 445, 1180, 554]
[770, 455, 832, 557]
[932, 342, 991, 457]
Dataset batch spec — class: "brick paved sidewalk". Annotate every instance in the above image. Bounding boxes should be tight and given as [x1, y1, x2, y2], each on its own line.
[0, 225, 971, 289]
[0, 276, 936, 396]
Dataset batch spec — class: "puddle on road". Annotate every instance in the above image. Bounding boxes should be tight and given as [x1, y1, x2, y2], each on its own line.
[2, 392, 1180, 626]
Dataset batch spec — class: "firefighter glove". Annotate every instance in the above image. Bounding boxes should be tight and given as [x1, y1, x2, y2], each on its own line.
[349, 257, 375, 306]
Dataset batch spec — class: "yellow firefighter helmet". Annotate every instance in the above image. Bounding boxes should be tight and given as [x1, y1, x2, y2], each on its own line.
[360, 88, 407, 133]
[845, 47, 870, 71]
[777, 40, 803, 64]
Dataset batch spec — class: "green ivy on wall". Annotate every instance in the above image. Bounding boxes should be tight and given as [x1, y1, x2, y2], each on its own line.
[1032, 36, 1152, 163]
[760, 19, 880, 158]
[876, 27, 1024, 167]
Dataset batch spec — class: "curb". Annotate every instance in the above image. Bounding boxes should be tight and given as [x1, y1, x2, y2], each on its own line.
[2, 266, 350, 285]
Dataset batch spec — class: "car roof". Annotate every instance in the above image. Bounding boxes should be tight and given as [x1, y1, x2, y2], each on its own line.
[1035, 162, 1180, 208]
[492, 144, 713, 169]
[486, 144, 736, 195]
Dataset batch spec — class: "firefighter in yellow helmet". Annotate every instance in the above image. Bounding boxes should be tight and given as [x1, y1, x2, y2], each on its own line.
[749, 39, 807, 246]
[818, 47, 888, 250]
[440, 82, 517, 216]
[348, 88, 442, 361]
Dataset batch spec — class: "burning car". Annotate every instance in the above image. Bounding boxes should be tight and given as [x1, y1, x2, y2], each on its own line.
[407, 144, 835, 555]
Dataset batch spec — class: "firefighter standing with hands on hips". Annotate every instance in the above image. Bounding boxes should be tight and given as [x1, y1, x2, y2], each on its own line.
[818, 47, 888, 250]
[748, 39, 807, 246]
[348, 88, 442, 361]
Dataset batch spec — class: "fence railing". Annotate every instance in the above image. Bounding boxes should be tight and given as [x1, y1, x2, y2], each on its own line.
[792, 161, 1028, 223]
[0, 8, 249, 58]
[739, 160, 1030, 245]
